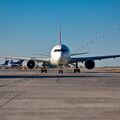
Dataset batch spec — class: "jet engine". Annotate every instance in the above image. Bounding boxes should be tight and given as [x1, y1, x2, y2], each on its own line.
[27, 60, 37, 69]
[85, 60, 95, 70]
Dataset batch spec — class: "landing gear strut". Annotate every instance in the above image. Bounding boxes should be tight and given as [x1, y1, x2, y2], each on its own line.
[73, 62, 80, 73]
[59, 67, 63, 74]
[74, 68, 80, 73]
[41, 62, 47, 73]
[41, 67, 47, 73]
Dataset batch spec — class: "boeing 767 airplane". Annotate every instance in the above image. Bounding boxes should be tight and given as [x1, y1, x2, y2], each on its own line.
[1, 27, 120, 73]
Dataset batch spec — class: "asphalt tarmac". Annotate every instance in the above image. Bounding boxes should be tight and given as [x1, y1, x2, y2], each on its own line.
[0, 69, 120, 120]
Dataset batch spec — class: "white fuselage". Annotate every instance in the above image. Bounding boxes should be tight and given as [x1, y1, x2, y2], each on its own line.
[50, 44, 70, 66]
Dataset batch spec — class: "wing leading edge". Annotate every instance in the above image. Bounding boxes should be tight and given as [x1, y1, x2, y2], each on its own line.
[70, 54, 120, 63]
[0, 56, 50, 63]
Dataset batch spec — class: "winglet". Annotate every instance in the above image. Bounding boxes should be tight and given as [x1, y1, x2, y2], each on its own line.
[59, 24, 61, 44]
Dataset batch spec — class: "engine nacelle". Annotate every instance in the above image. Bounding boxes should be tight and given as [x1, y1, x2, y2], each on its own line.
[85, 60, 95, 70]
[27, 60, 36, 69]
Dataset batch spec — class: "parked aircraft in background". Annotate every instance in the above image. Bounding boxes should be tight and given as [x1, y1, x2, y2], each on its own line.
[1, 27, 120, 73]
[10, 60, 24, 68]
[0, 59, 24, 69]
[0, 60, 9, 69]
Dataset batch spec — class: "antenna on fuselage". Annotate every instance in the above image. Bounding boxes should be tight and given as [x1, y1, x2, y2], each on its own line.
[59, 24, 61, 45]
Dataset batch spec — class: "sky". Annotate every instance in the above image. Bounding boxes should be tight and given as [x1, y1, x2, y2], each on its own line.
[0, 0, 120, 66]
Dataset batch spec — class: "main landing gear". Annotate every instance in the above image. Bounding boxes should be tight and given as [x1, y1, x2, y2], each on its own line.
[73, 62, 80, 73]
[41, 62, 48, 73]
[41, 67, 47, 73]
[74, 68, 80, 73]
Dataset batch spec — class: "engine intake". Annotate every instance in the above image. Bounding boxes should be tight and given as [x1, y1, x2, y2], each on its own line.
[27, 60, 36, 69]
[85, 60, 95, 70]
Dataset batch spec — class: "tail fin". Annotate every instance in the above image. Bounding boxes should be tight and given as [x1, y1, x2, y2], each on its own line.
[11, 60, 24, 65]
[10, 60, 14, 64]
[59, 24, 61, 44]
[3, 60, 9, 65]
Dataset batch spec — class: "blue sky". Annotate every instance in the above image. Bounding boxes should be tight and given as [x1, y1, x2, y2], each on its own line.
[0, 0, 120, 66]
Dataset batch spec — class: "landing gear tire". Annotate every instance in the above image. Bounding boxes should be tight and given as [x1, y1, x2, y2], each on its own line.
[45, 69, 47, 73]
[41, 68, 47, 73]
[59, 70, 63, 74]
[74, 69, 80, 73]
[73, 62, 80, 73]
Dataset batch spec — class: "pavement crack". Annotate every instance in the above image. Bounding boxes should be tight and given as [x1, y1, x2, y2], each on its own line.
[0, 84, 6, 87]
[0, 91, 24, 109]
[0, 78, 24, 88]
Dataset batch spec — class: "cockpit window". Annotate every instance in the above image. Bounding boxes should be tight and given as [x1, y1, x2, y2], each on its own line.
[54, 49, 68, 52]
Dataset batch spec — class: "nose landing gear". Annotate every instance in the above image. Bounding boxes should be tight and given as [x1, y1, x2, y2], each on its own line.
[59, 69, 63, 74]
[59, 66, 63, 74]
[59, 67, 63, 73]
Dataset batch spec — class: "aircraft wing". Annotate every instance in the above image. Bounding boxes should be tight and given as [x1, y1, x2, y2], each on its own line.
[70, 54, 120, 63]
[70, 52, 89, 56]
[0, 56, 50, 62]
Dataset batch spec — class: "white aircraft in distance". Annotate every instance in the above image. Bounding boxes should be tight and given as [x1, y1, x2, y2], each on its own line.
[1, 27, 120, 73]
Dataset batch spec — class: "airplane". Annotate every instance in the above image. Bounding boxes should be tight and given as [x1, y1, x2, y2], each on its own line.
[0, 59, 24, 69]
[9, 59, 24, 68]
[0, 60, 10, 69]
[1, 26, 120, 73]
